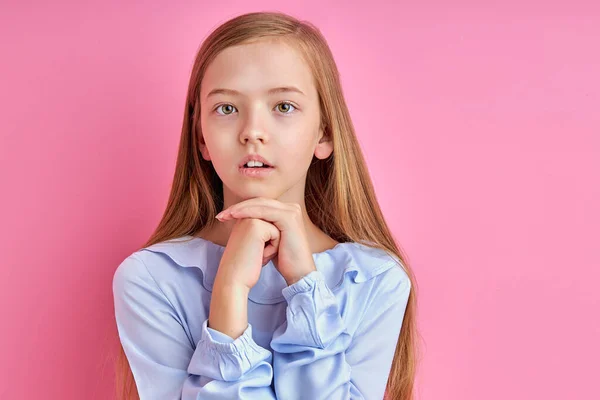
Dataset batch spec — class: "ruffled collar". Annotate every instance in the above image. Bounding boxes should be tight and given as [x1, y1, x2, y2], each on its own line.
[141, 235, 398, 305]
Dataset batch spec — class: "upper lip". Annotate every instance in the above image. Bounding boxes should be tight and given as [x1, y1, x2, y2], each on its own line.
[239, 154, 274, 167]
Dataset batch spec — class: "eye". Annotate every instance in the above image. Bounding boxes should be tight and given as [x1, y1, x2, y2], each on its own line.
[276, 102, 297, 114]
[215, 104, 237, 115]
[213, 102, 297, 116]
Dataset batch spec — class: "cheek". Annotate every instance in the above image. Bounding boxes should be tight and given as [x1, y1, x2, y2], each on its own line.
[278, 135, 317, 168]
[199, 132, 235, 171]
[202, 124, 232, 151]
[280, 123, 316, 147]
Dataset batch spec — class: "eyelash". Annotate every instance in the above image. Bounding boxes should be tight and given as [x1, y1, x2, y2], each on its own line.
[213, 101, 298, 116]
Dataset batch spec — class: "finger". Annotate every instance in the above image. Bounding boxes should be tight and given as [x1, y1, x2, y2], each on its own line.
[228, 205, 297, 232]
[223, 197, 291, 216]
[262, 243, 278, 264]
[225, 198, 300, 230]
[262, 222, 281, 265]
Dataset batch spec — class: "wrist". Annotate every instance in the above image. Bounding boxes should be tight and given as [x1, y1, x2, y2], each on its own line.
[286, 275, 303, 286]
[285, 267, 317, 286]
[214, 274, 252, 294]
[209, 281, 250, 340]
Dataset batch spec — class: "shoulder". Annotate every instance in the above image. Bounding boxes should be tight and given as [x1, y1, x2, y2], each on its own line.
[112, 252, 152, 294]
[313, 241, 411, 333]
[113, 236, 218, 294]
[317, 241, 411, 295]
[112, 236, 220, 318]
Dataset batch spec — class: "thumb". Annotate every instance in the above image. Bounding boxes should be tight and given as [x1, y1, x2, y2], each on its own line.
[262, 222, 281, 266]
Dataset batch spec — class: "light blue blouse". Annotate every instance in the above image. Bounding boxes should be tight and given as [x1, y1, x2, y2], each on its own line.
[112, 235, 411, 399]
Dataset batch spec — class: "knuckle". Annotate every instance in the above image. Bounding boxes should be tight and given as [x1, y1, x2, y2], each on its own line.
[247, 218, 261, 227]
[292, 203, 302, 215]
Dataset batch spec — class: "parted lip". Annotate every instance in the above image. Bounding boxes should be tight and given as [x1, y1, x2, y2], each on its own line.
[238, 154, 274, 167]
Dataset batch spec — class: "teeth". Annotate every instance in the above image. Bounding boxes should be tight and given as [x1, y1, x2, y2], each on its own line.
[246, 160, 265, 167]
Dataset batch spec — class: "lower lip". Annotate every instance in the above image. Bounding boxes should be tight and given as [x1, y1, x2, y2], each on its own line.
[239, 166, 275, 178]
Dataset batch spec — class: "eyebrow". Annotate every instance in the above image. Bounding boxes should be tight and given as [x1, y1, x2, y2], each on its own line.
[205, 86, 305, 100]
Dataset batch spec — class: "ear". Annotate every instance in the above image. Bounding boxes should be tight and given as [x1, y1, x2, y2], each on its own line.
[314, 123, 333, 160]
[197, 130, 211, 161]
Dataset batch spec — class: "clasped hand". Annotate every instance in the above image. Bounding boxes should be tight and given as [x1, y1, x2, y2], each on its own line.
[215, 197, 317, 286]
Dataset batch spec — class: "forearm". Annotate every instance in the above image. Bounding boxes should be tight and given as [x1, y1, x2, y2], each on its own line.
[208, 278, 250, 339]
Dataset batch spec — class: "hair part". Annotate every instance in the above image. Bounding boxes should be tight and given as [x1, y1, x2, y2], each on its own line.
[115, 11, 421, 400]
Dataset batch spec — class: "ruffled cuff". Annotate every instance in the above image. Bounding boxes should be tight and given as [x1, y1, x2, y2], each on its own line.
[188, 319, 273, 381]
[207, 326, 235, 343]
[273, 270, 347, 349]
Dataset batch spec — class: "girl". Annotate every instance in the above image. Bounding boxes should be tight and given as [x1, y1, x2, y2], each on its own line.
[113, 11, 419, 400]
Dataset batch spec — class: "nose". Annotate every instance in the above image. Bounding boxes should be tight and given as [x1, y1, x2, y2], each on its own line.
[239, 106, 269, 144]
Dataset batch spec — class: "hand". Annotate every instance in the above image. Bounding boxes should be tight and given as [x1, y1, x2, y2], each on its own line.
[208, 217, 281, 340]
[214, 217, 281, 291]
[216, 197, 317, 286]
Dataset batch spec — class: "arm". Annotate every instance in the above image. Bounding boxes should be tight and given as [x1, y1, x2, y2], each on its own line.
[270, 267, 411, 400]
[112, 254, 277, 400]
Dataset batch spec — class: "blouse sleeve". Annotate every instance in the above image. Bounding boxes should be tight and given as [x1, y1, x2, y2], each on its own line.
[112, 254, 277, 400]
[270, 267, 410, 400]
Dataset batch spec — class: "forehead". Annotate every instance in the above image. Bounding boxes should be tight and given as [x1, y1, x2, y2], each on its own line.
[200, 38, 316, 100]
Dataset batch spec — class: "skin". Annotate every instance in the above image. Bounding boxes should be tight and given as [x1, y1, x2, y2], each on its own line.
[196, 37, 339, 338]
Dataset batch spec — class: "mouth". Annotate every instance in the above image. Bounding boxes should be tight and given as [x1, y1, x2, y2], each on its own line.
[238, 163, 276, 178]
[241, 163, 274, 169]
[238, 154, 274, 169]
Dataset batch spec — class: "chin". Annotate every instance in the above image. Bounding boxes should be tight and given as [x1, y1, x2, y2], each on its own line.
[229, 185, 280, 201]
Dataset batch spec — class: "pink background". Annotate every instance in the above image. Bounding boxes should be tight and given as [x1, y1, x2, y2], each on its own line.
[1, 1, 598, 399]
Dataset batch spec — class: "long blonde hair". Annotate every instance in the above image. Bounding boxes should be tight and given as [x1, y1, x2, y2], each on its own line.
[115, 11, 421, 400]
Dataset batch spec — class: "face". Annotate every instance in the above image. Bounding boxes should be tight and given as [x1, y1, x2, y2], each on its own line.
[198, 37, 333, 208]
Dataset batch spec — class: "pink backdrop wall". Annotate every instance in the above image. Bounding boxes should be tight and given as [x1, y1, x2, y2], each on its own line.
[1, 1, 598, 399]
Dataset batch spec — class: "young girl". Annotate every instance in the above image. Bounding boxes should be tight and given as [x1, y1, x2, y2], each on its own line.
[113, 11, 419, 400]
